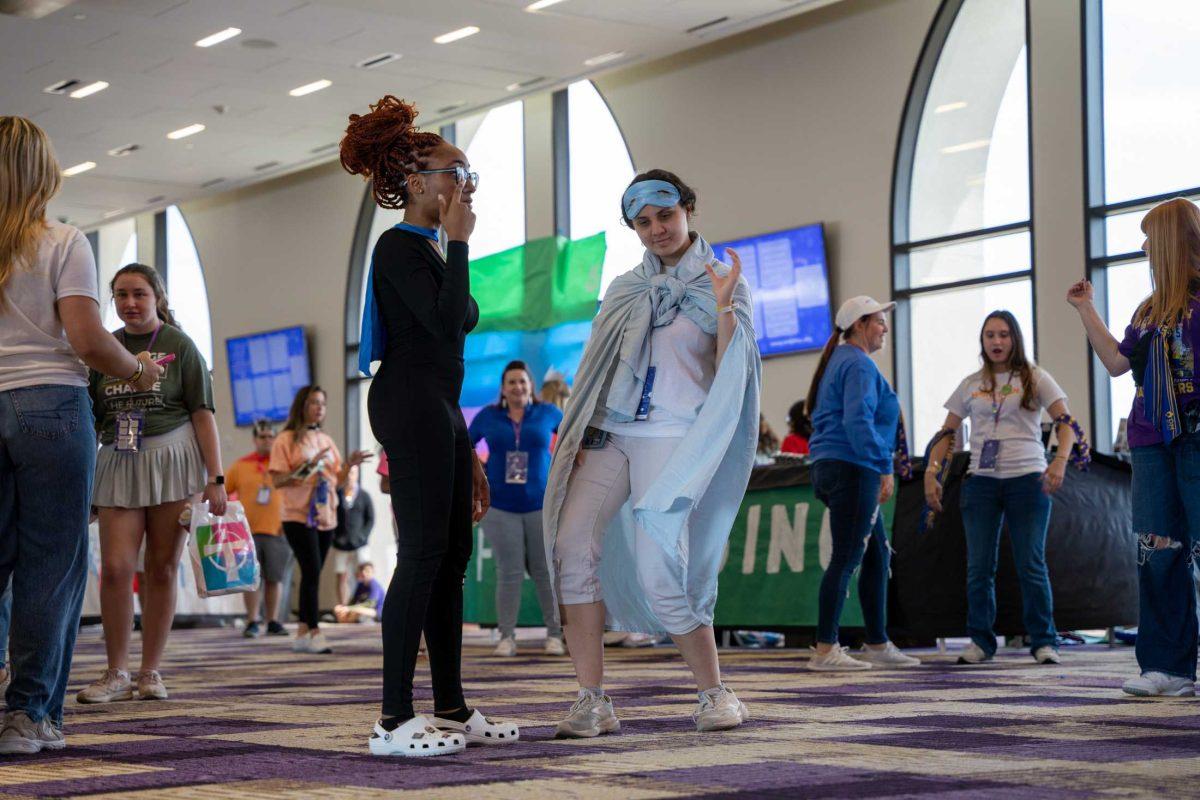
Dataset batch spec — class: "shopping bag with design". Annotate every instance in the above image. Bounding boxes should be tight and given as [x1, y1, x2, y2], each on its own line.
[187, 500, 261, 598]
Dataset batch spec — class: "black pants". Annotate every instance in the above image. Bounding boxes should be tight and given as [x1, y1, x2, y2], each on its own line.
[371, 376, 474, 720]
[282, 522, 333, 629]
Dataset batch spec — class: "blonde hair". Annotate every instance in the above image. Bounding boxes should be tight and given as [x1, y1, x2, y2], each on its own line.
[1133, 198, 1200, 329]
[0, 117, 62, 305]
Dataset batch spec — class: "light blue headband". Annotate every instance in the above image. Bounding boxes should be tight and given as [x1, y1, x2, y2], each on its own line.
[622, 179, 681, 219]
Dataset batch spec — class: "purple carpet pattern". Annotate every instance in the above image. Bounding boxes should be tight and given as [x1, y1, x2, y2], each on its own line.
[4, 626, 1198, 798]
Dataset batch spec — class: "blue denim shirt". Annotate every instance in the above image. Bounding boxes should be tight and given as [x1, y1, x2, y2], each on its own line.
[809, 344, 899, 475]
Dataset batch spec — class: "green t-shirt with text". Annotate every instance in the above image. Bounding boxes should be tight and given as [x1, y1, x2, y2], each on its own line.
[88, 323, 215, 444]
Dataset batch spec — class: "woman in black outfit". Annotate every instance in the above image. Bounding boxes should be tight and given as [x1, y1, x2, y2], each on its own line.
[340, 96, 519, 757]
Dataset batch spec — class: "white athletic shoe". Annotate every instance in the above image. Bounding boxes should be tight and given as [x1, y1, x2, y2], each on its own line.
[693, 686, 749, 732]
[432, 709, 520, 745]
[858, 642, 921, 668]
[135, 669, 168, 700]
[1033, 646, 1061, 665]
[291, 635, 309, 653]
[368, 716, 466, 757]
[76, 668, 133, 704]
[493, 636, 517, 657]
[0, 711, 65, 754]
[956, 642, 992, 665]
[544, 636, 566, 656]
[1121, 672, 1196, 698]
[308, 631, 333, 654]
[807, 645, 872, 672]
[555, 690, 621, 738]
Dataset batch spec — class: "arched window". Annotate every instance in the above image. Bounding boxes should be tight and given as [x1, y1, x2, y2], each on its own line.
[892, 0, 1033, 447]
[165, 206, 214, 369]
[1083, 0, 1200, 449]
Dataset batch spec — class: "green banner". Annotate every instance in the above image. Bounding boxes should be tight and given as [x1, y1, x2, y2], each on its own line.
[464, 481, 896, 629]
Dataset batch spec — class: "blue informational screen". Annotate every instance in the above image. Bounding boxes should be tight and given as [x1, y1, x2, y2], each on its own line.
[225, 326, 311, 426]
[711, 223, 833, 357]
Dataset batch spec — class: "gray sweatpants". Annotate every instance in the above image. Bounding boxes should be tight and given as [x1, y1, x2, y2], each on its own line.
[481, 507, 562, 639]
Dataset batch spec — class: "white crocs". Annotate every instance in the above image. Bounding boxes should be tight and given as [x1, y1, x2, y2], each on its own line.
[432, 709, 520, 745]
[368, 716, 466, 757]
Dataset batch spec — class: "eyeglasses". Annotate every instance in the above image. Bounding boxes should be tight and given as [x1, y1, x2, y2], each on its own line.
[414, 166, 479, 187]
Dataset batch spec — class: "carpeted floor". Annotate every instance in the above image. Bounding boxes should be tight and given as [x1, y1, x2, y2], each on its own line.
[4, 624, 1198, 799]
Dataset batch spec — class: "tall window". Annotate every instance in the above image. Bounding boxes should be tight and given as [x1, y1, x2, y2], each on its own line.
[93, 217, 137, 331]
[567, 80, 641, 294]
[892, 0, 1034, 447]
[165, 206, 214, 369]
[1084, 0, 1200, 449]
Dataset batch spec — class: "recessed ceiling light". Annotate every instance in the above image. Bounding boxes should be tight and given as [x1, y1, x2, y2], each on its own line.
[434, 26, 479, 44]
[934, 101, 968, 114]
[584, 51, 625, 66]
[505, 82, 522, 92]
[69, 80, 109, 99]
[62, 161, 96, 177]
[940, 139, 990, 155]
[526, 0, 568, 10]
[289, 79, 332, 97]
[102, 209, 126, 219]
[195, 27, 242, 48]
[167, 123, 206, 140]
[506, 77, 545, 92]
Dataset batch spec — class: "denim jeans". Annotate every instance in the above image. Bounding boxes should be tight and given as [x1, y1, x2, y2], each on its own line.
[0, 579, 10, 665]
[811, 459, 889, 646]
[1130, 434, 1200, 681]
[959, 472, 1056, 657]
[0, 385, 96, 726]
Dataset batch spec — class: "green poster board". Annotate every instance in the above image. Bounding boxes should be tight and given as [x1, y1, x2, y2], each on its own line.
[463, 481, 896, 629]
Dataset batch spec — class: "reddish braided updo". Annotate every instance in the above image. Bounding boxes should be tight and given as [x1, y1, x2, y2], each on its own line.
[340, 96, 444, 210]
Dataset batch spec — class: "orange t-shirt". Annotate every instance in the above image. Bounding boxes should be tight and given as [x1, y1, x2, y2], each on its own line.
[268, 429, 343, 531]
[225, 454, 283, 536]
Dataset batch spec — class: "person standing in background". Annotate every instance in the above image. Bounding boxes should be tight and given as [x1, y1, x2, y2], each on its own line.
[332, 465, 375, 606]
[805, 296, 919, 672]
[225, 420, 290, 638]
[270, 385, 370, 656]
[79, 263, 222, 705]
[469, 360, 565, 657]
[780, 400, 812, 455]
[0, 117, 163, 754]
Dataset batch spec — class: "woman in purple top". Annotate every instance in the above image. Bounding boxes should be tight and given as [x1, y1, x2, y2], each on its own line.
[1068, 197, 1200, 698]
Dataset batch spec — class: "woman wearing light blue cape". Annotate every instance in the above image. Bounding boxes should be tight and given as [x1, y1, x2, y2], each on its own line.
[543, 170, 761, 738]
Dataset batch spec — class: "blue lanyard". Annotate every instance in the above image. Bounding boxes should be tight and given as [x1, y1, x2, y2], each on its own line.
[358, 221, 441, 377]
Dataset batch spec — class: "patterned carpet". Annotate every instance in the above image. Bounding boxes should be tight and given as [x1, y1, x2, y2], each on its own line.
[5, 624, 1199, 799]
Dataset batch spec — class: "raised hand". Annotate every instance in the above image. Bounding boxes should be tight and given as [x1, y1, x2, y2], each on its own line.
[1066, 280, 1094, 309]
[705, 247, 742, 308]
[438, 179, 476, 243]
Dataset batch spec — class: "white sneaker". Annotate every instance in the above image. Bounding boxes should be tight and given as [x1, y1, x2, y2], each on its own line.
[544, 636, 566, 656]
[369, 716, 465, 757]
[807, 645, 872, 672]
[291, 634, 309, 653]
[0, 711, 65, 754]
[693, 685, 749, 732]
[432, 709, 520, 745]
[1122, 671, 1196, 697]
[1033, 646, 1061, 665]
[858, 642, 921, 668]
[493, 636, 517, 657]
[555, 690, 621, 738]
[76, 668, 133, 704]
[135, 669, 168, 700]
[309, 631, 333, 655]
[622, 632, 658, 648]
[956, 642, 992, 665]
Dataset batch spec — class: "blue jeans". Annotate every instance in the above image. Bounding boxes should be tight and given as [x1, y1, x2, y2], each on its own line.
[959, 472, 1056, 656]
[811, 459, 889, 645]
[0, 385, 96, 726]
[1131, 435, 1200, 681]
[0, 579, 10, 665]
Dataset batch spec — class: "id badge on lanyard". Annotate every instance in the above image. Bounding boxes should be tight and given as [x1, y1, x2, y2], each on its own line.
[979, 378, 1012, 471]
[505, 413, 529, 484]
[635, 366, 656, 421]
[115, 410, 146, 453]
[256, 485, 272, 505]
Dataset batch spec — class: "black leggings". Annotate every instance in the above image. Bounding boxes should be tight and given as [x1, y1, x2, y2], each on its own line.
[376, 417, 474, 720]
[282, 522, 333, 629]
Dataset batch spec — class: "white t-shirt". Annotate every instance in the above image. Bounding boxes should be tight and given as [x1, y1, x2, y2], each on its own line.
[0, 221, 98, 393]
[944, 367, 1066, 478]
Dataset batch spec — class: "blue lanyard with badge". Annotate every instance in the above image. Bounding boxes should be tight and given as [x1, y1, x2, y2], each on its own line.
[978, 374, 1013, 470]
[115, 324, 162, 453]
[505, 411, 529, 484]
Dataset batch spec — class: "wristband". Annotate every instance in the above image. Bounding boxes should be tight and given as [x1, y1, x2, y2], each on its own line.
[126, 359, 144, 385]
[717, 304, 734, 315]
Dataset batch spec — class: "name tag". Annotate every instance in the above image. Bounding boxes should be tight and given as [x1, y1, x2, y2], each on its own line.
[635, 366, 656, 421]
[256, 485, 272, 505]
[505, 450, 529, 484]
[115, 410, 145, 453]
[979, 438, 1002, 470]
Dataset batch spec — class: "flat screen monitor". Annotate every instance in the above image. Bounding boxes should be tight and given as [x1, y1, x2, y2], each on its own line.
[711, 223, 832, 357]
[225, 326, 311, 426]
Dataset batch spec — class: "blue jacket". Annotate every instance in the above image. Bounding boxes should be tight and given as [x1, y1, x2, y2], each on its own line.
[469, 402, 562, 513]
[809, 344, 899, 475]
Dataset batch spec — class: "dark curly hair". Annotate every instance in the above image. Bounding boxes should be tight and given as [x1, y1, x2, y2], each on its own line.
[620, 168, 697, 228]
[340, 96, 445, 210]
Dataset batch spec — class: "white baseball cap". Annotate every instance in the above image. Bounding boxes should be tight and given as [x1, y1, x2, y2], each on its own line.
[835, 295, 896, 331]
